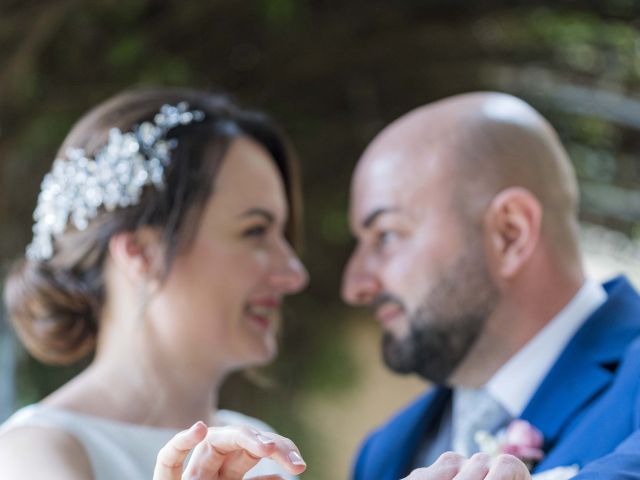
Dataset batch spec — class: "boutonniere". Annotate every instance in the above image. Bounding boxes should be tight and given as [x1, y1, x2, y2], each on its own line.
[474, 419, 545, 471]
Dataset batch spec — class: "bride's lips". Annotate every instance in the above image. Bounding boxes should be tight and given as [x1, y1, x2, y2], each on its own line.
[246, 298, 281, 330]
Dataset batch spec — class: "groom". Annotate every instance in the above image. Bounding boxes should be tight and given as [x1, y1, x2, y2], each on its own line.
[342, 92, 640, 479]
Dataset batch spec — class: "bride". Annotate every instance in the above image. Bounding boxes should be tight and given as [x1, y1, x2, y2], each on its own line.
[0, 87, 308, 479]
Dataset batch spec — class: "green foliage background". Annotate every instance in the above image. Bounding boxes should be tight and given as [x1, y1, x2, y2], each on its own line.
[1, 1, 640, 478]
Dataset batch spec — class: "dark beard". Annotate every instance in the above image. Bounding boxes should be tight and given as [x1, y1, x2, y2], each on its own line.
[382, 309, 490, 384]
[381, 245, 499, 385]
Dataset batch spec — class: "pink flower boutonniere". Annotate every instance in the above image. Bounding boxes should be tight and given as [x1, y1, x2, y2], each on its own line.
[474, 419, 545, 470]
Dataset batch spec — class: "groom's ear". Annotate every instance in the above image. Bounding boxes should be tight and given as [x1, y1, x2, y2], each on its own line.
[108, 227, 165, 286]
[484, 187, 542, 279]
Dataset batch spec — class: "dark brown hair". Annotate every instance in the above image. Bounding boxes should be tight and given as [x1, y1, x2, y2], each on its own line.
[4, 87, 302, 365]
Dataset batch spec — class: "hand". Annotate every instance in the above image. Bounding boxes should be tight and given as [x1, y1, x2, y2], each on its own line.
[402, 452, 532, 480]
[153, 421, 307, 480]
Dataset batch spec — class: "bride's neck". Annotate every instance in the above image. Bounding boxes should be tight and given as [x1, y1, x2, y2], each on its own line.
[44, 325, 225, 429]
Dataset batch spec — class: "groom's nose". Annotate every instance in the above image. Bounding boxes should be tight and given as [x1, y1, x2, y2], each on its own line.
[341, 247, 381, 306]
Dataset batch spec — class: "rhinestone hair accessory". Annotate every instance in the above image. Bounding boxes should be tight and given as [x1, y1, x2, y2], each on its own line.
[26, 102, 205, 261]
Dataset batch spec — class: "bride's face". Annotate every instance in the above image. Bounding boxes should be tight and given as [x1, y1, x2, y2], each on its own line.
[148, 137, 308, 373]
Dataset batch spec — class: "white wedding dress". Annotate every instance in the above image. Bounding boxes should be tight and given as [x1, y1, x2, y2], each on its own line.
[0, 404, 297, 479]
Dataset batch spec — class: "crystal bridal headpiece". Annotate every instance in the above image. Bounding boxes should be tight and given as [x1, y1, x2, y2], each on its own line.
[26, 102, 205, 262]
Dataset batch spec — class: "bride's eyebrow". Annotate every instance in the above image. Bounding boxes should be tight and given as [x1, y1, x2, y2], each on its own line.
[237, 208, 275, 224]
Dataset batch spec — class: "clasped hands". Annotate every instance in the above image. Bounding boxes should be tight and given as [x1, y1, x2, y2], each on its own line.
[153, 423, 531, 480]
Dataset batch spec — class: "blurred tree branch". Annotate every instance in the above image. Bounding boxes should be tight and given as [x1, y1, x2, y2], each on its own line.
[0, 1, 74, 106]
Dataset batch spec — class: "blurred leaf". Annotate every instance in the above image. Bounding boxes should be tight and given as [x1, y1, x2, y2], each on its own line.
[260, 0, 299, 26]
[320, 208, 350, 245]
[17, 111, 72, 157]
[138, 57, 195, 85]
[107, 34, 148, 67]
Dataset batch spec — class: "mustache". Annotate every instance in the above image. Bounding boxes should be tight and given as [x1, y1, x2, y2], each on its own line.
[370, 293, 406, 312]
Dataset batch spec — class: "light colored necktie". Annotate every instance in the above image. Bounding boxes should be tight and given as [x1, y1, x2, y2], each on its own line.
[451, 387, 512, 457]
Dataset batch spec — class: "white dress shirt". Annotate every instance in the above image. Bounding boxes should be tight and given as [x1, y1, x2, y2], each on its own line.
[486, 279, 607, 418]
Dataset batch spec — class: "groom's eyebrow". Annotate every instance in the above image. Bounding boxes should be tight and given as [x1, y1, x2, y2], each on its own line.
[362, 207, 399, 229]
[238, 208, 275, 224]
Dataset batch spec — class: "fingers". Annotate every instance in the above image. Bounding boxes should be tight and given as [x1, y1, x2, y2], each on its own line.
[243, 431, 306, 476]
[153, 421, 208, 480]
[182, 436, 255, 480]
[246, 476, 285, 480]
[400, 452, 531, 480]
[401, 452, 466, 479]
[484, 454, 531, 480]
[182, 425, 267, 479]
[401, 468, 429, 480]
[182, 426, 306, 479]
[215, 449, 263, 478]
[453, 453, 492, 480]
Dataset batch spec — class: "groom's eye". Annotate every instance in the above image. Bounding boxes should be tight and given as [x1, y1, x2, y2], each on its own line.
[375, 230, 396, 249]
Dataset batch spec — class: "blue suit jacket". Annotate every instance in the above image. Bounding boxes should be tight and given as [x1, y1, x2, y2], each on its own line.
[352, 277, 640, 480]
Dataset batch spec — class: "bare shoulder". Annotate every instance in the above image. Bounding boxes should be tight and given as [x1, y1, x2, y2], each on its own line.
[0, 425, 93, 479]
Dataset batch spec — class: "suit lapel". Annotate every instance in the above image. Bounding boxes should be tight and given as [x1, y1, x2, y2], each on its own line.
[367, 388, 450, 480]
[521, 277, 640, 466]
[520, 350, 611, 447]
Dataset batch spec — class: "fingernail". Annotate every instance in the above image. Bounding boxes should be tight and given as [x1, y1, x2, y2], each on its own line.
[178, 421, 204, 437]
[257, 433, 276, 445]
[289, 451, 306, 466]
[192, 421, 207, 431]
[177, 423, 198, 439]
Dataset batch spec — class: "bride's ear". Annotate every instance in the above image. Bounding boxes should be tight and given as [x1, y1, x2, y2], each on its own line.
[108, 228, 165, 286]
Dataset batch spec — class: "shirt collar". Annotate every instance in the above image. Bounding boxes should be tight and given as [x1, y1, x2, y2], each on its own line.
[485, 279, 607, 418]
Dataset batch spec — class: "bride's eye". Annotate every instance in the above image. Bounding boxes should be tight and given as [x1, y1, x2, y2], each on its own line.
[243, 224, 268, 238]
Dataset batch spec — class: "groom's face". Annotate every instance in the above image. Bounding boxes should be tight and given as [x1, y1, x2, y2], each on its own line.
[342, 139, 499, 384]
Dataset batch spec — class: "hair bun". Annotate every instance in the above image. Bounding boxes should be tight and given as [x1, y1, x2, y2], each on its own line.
[4, 259, 99, 365]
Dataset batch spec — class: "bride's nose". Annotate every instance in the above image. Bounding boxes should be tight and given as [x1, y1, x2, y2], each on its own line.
[267, 243, 309, 294]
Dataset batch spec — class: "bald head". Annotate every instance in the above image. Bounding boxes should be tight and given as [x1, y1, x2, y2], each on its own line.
[356, 92, 580, 254]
